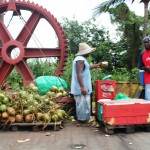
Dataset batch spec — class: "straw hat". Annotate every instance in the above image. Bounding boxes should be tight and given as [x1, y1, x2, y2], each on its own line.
[76, 43, 96, 56]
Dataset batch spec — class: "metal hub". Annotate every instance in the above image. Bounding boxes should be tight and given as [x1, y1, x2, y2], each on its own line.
[0, 0, 68, 86]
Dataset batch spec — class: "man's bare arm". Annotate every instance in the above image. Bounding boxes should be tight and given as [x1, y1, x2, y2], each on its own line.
[76, 60, 86, 95]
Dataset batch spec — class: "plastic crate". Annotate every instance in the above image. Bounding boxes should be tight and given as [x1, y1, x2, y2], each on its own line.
[97, 99, 111, 121]
[95, 80, 116, 115]
[99, 99, 150, 125]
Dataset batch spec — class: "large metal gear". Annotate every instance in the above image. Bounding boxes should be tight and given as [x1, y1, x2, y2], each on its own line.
[0, 0, 68, 86]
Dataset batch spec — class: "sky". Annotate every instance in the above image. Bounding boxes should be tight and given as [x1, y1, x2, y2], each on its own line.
[28, 0, 145, 22]
[27, 0, 145, 41]
[3, 0, 147, 51]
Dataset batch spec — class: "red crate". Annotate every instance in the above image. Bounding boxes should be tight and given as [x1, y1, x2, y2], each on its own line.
[95, 80, 116, 100]
[99, 99, 150, 125]
[95, 80, 116, 115]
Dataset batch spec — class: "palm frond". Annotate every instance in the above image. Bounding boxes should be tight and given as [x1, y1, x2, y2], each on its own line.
[93, 0, 126, 17]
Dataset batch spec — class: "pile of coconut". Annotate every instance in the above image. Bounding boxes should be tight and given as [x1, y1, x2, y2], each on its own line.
[0, 83, 69, 127]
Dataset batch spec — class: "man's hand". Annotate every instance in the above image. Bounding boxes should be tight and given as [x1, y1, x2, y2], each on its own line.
[145, 66, 150, 73]
[80, 87, 87, 95]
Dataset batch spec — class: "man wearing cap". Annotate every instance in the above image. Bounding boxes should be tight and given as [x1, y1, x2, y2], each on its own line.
[71, 43, 101, 126]
[138, 36, 150, 100]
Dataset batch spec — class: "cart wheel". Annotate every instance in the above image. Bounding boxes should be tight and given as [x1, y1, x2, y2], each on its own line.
[125, 126, 135, 134]
[104, 127, 114, 135]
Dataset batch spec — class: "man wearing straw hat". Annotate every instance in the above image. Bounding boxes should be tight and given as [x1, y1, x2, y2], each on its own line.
[71, 43, 101, 127]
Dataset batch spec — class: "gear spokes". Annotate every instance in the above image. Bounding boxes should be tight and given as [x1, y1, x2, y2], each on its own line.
[0, 0, 68, 86]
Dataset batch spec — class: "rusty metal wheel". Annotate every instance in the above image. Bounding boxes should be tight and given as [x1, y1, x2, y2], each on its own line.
[0, 0, 68, 85]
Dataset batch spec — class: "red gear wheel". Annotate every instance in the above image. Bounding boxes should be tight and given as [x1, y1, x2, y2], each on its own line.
[0, 0, 68, 86]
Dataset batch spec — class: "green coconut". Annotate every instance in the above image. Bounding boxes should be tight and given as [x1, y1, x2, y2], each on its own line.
[50, 86, 58, 93]
[0, 93, 5, 101]
[51, 114, 59, 122]
[2, 97, 9, 104]
[19, 91, 28, 99]
[36, 112, 43, 121]
[33, 94, 41, 101]
[58, 87, 64, 93]
[0, 104, 7, 112]
[41, 113, 51, 122]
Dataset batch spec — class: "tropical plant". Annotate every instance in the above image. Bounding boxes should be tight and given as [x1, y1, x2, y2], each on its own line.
[107, 3, 143, 70]
[93, 0, 150, 37]
[132, 0, 150, 37]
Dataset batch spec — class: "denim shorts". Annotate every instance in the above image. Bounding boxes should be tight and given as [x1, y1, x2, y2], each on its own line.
[74, 95, 91, 121]
[145, 84, 150, 101]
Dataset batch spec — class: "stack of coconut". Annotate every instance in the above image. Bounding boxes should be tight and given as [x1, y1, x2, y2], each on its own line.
[0, 83, 69, 126]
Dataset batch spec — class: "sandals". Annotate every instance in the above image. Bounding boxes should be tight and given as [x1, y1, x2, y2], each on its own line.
[76, 123, 82, 127]
[76, 122, 91, 127]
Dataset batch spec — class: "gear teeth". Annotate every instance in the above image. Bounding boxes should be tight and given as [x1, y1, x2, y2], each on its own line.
[43, 8, 47, 12]
[40, 5, 43, 9]
[0, 0, 68, 76]
[36, 4, 39, 7]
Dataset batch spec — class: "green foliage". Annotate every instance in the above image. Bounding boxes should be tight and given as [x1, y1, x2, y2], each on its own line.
[7, 15, 141, 90]
[61, 17, 106, 55]
[28, 58, 57, 78]
[93, 0, 126, 16]
[7, 69, 23, 91]
[61, 54, 75, 90]
[130, 67, 140, 82]
[111, 68, 130, 81]
[7, 58, 58, 91]
[110, 67, 140, 82]
[108, 3, 143, 71]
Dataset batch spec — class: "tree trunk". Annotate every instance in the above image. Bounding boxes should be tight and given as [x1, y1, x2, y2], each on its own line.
[143, 2, 149, 37]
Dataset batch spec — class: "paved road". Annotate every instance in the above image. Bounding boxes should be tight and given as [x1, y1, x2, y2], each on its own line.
[0, 121, 150, 150]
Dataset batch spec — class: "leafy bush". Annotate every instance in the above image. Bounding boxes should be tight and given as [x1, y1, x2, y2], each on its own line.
[7, 56, 140, 91]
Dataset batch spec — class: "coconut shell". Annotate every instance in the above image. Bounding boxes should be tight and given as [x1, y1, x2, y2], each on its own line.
[23, 109, 31, 116]
[25, 114, 34, 123]
[7, 116, 15, 123]
[2, 112, 9, 119]
[7, 107, 16, 116]
[36, 112, 43, 121]
[55, 92, 63, 98]
[15, 114, 23, 123]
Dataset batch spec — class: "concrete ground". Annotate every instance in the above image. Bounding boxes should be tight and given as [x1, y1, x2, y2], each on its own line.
[0, 120, 150, 150]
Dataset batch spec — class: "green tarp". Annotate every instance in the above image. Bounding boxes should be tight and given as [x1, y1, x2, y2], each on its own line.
[34, 76, 68, 95]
